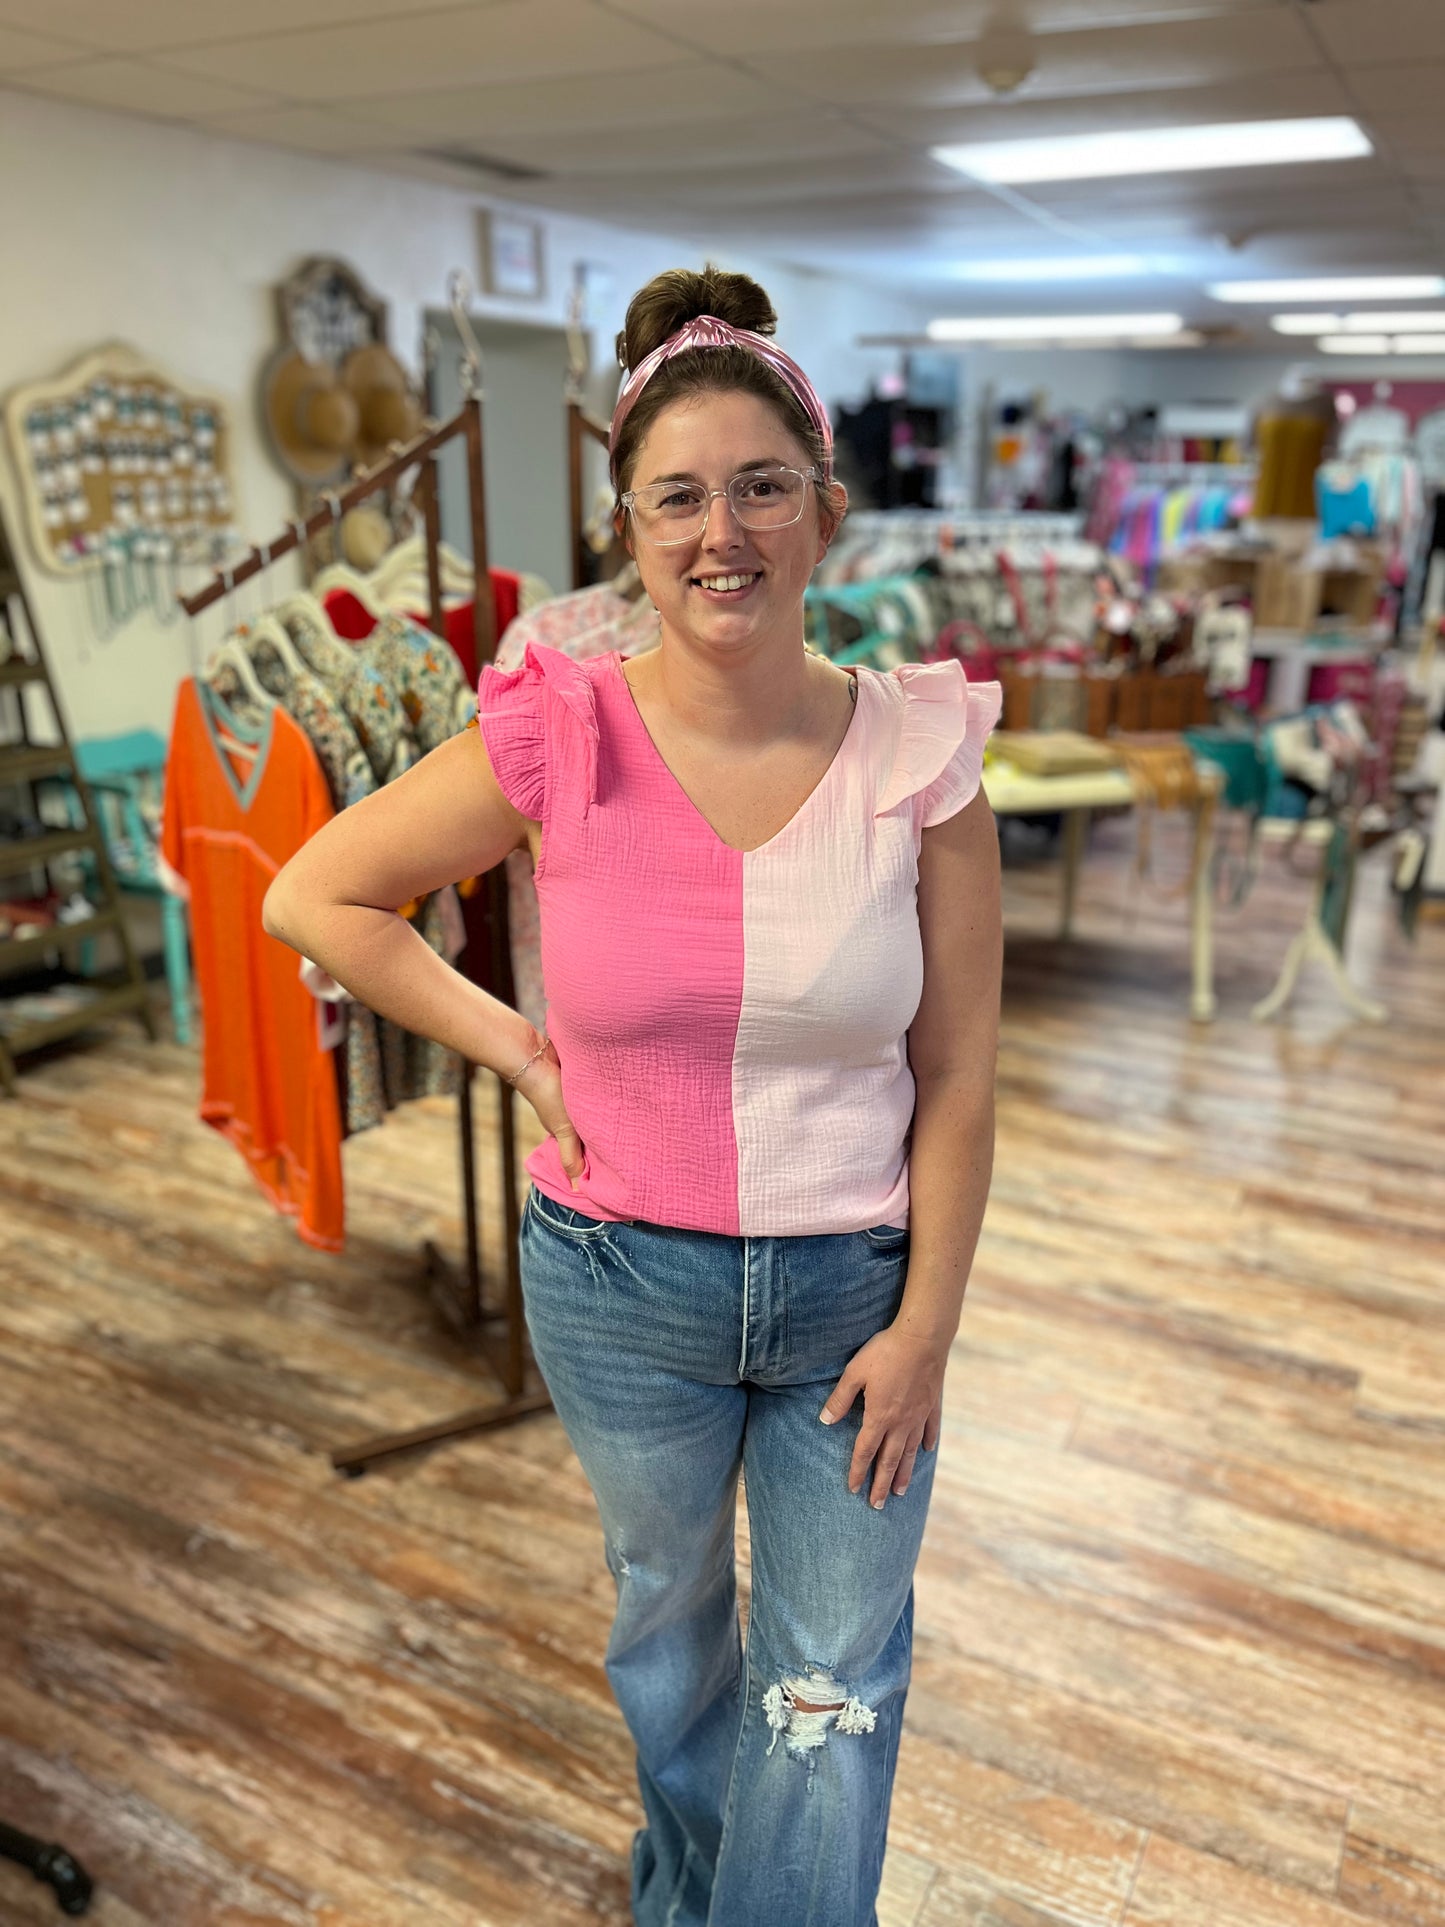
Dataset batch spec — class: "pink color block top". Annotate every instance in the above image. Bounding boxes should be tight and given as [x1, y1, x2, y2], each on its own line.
[478, 644, 1001, 1237]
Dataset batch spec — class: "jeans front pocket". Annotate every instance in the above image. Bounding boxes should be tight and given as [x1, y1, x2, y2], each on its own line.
[526, 1187, 614, 1243]
[859, 1223, 910, 1252]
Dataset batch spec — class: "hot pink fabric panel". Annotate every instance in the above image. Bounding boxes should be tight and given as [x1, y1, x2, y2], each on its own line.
[476, 644, 1001, 1239]
[479, 645, 744, 1232]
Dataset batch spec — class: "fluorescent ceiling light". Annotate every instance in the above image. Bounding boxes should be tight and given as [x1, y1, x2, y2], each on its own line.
[1273, 310, 1445, 336]
[1214, 275, 1445, 303]
[932, 118, 1369, 185]
[927, 312, 1182, 342]
[1271, 314, 1345, 335]
[1322, 334, 1445, 355]
[951, 255, 1150, 282]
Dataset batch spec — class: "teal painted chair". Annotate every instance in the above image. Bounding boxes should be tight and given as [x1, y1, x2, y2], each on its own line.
[70, 729, 193, 1045]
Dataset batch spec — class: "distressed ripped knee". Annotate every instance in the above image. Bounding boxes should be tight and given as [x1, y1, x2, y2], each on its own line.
[762, 1666, 877, 1760]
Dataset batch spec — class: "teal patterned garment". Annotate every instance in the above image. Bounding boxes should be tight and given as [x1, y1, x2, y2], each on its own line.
[358, 612, 474, 756]
[283, 603, 409, 787]
[227, 634, 389, 1137]
[273, 606, 465, 1109]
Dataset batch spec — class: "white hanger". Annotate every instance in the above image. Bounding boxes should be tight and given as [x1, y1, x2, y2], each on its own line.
[371, 531, 475, 598]
[311, 559, 389, 619]
[243, 609, 309, 678]
[203, 637, 274, 709]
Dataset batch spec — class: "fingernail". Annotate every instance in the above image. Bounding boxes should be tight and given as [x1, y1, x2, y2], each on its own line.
[872, 1499, 886, 1511]
[818, 1410, 834, 1425]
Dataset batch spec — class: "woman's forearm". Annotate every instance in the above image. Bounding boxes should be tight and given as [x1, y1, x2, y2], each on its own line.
[894, 1067, 995, 1349]
[262, 888, 537, 1078]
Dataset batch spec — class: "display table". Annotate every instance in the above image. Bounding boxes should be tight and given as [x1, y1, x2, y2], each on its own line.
[983, 759, 1221, 1022]
[1250, 626, 1385, 712]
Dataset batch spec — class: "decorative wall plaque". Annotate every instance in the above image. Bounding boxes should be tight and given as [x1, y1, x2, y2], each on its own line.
[4, 343, 236, 577]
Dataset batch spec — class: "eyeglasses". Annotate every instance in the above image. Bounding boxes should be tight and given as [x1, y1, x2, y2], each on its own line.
[620, 464, 822, 547]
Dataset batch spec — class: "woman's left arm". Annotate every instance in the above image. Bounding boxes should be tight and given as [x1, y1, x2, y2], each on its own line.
[820, 789, 1002, 1507]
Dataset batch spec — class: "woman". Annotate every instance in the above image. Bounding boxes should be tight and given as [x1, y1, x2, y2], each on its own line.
[263, 265, 1002, 1927]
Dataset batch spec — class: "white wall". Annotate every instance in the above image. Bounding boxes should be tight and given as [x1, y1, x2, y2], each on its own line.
[0, 87, 924, 741]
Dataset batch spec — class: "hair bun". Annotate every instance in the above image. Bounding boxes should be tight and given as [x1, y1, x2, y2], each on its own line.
[616, 264, 777, 370]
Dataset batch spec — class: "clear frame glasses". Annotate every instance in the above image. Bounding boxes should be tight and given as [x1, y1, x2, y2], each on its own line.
[620, 463, 822, 547]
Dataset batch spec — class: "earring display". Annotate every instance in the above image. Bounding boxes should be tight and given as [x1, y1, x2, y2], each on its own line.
[4, 345, 240, 620]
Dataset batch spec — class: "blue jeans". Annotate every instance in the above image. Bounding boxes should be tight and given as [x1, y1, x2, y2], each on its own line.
[519, 1185, 939, 1927]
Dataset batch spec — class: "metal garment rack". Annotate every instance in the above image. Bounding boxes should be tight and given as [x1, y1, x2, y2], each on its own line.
[564, 288, 613, 591]
[179, 370, 552, 1475]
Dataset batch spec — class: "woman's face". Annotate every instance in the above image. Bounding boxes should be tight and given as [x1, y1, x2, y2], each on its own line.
[624, 389, 842, 659]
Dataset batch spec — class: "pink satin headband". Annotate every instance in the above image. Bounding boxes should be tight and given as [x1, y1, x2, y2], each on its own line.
[609, 315, 834, 481]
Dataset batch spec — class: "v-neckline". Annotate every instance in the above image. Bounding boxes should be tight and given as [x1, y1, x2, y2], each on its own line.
[611, 651, 862, 858]
[196, 678, 275, 814]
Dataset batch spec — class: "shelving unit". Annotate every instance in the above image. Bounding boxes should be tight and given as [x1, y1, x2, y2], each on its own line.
[0, 508, 155, 1095]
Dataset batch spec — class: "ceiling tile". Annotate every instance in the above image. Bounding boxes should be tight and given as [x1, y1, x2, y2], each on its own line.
[471, 111, 882, 178]
[204, 102, 418, 154]
[0, 21, 89, 68]
[1369, 116, 1445, 180]
[0, 0, 509, 55]
[621, 149, 972, 212]
[607, 0, 1285, 60]
[347, 60, 801, 139]
[1348, 60, 1445, 119]
[755, 11, 1322, 110]
[14, 55, 281, 118]
[1310, 0, 1443, 68]
[155, 1, 685, 99]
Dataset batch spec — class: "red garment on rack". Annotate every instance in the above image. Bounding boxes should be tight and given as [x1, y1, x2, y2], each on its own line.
[320, 569, 519, 684]
[161, 680, 345, 1251]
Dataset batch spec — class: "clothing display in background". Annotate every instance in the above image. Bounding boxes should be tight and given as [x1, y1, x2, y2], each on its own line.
[1252, 391, 1334, 521]
[812, 517, 1102, 660]
[161, 678, 344, 1251]
[1106, 481, 1246, 577]
[316, 565, 531, 689]
[1317, 464, 1377, 539]
[166, 554, 495, 1246]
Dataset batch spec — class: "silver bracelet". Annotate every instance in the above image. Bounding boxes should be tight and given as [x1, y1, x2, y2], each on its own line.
[504, 1034, 551, 1087]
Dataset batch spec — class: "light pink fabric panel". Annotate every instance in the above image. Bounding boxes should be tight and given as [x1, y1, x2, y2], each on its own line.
[732, 676, 923, 1235]
[731, 664, 1002, 1235]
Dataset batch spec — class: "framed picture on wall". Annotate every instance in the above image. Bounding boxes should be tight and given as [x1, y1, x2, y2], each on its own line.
[480, 211, 545, 301]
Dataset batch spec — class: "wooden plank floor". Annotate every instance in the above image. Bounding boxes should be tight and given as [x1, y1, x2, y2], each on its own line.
[1, 817, 1442, 1926]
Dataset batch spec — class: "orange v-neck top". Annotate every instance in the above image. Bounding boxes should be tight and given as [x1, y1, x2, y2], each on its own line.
[162, 678, 345, 1250]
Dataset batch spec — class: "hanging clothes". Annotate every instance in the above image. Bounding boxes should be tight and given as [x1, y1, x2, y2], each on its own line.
[242, 629, 389, 1135]
[494, 578, 660, 672]
[161, 678, 345, 1251]
[271, 602, 466, 1109]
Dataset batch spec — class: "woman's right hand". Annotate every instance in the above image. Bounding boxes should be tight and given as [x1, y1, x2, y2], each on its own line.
[513, 1040, 586, 1189]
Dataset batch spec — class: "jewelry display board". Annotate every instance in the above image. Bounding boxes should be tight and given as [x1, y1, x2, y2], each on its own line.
[3, 343, 236, 578]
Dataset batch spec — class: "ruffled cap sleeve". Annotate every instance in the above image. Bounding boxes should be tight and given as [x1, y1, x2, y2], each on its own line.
[477, 641, 601, 821]
[875, 659, 1002, 826]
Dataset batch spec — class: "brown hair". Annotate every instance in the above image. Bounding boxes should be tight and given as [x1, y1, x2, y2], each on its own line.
[611, 265, 833, 525]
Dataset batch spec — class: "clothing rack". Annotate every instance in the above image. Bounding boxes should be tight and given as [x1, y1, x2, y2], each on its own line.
[840, 507, 1084, 544]
[180, 374, 552, 1476]
[563, 290, 613, 592]
[567, 403, 610, 592]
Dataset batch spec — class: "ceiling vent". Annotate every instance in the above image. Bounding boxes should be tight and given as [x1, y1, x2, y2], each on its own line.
[412, 146, 548, 183]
